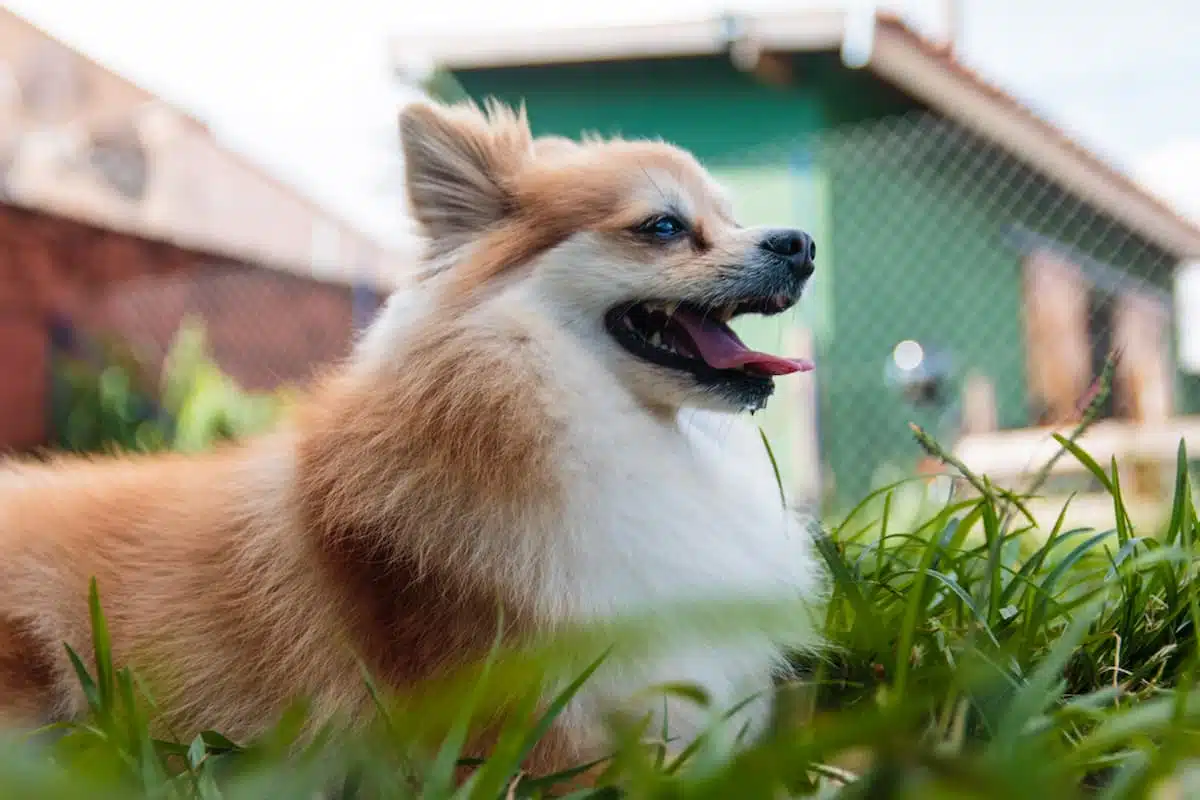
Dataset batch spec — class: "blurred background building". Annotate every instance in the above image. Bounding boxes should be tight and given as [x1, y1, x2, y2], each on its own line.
[3, 1, 1200, 529]
[0, 8, 404, 453]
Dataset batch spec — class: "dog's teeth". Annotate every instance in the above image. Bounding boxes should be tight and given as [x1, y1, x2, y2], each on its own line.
[649, 332, 663, 347]
[664, 301, 679, 316]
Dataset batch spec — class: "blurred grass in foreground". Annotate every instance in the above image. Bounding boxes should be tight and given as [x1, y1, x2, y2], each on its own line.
[7, 354, 1200, 798]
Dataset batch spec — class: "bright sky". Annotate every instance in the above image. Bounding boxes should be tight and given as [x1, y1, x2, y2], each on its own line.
[4, 0, 1200, 251]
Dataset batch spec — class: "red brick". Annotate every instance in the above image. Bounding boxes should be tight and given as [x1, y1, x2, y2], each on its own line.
[0, 203, 372, 451]
[0, 316, 46, 451]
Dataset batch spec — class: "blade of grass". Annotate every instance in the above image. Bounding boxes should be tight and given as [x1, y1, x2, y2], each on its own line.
[1024, 530, 1114, 653]
[813, 531, 887, 649]
[470, 647, 611, 799]
[993, 599, 1103, 759]
[893, 511, 962, 700]
[87, 578, 115, 724]
[759, 428, 786, 510]
[423, 613, 509, 799]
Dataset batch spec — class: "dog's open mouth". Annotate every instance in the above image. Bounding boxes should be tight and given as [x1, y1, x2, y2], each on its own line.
[604, 298, 815, 385]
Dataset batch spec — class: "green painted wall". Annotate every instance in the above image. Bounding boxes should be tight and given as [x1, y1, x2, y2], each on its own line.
[814, 118, 1181, 503]
[456, 58, 824, 166]
[818, 138, 1029, 503]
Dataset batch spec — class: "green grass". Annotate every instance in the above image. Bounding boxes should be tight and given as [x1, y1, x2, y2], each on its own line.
[8, 382, 1200, 796]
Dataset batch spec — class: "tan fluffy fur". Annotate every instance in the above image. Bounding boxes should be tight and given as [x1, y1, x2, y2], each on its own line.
[0, 99, 823, 775]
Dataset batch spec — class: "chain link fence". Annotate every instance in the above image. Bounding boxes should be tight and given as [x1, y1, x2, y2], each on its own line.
[778, 110, 1195, 522]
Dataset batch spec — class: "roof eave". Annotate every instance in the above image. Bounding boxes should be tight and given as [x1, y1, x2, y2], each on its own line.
[392, 11, 846, 72]
[865, 22, 1200, 259]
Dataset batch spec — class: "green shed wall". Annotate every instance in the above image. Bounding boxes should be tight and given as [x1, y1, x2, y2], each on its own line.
[815, 115, 1182, 503]
[456, 58, 822, 165]
[818, 135, 1029, 502]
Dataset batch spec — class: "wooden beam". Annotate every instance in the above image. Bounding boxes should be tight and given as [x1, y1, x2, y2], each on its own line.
[953, 417, 1200, 480]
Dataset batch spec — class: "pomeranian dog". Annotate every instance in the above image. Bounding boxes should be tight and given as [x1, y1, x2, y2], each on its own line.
[0, 99, 824, 773]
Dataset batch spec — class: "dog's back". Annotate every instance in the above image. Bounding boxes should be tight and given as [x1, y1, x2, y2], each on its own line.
[0, 443, 374, 738]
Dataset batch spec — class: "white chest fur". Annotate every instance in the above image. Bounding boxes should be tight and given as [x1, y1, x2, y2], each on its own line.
[545, 395, 824, 749]
[553, 407, 820, 613]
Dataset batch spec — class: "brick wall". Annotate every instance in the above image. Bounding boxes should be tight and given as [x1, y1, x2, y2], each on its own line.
[0, 314, 47, 450]
[0, 202, 376, 452]
[98, 265, 365, 392]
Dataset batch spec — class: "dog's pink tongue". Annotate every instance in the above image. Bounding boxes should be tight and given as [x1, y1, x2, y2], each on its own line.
[673, 308, 814, 375]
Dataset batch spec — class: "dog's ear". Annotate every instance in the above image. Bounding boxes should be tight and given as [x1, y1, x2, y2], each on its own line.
[400, 99, 533, 252]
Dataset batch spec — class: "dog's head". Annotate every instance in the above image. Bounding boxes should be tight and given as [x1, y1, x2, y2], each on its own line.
[400, 99, 815, 413]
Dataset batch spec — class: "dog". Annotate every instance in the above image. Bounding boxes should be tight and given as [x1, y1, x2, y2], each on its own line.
[0, 99, 825, 774]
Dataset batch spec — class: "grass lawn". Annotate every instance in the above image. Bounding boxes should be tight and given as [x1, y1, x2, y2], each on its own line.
[6, 365, 1200, 798]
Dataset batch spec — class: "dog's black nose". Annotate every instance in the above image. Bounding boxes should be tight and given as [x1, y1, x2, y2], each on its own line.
[759, 229, 816, 278]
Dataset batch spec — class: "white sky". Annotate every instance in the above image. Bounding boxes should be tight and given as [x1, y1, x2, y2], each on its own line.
[4, 0, 1200, 251]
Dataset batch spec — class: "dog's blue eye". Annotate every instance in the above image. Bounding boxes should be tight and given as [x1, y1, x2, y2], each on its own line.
[640, 215, 686, 240]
